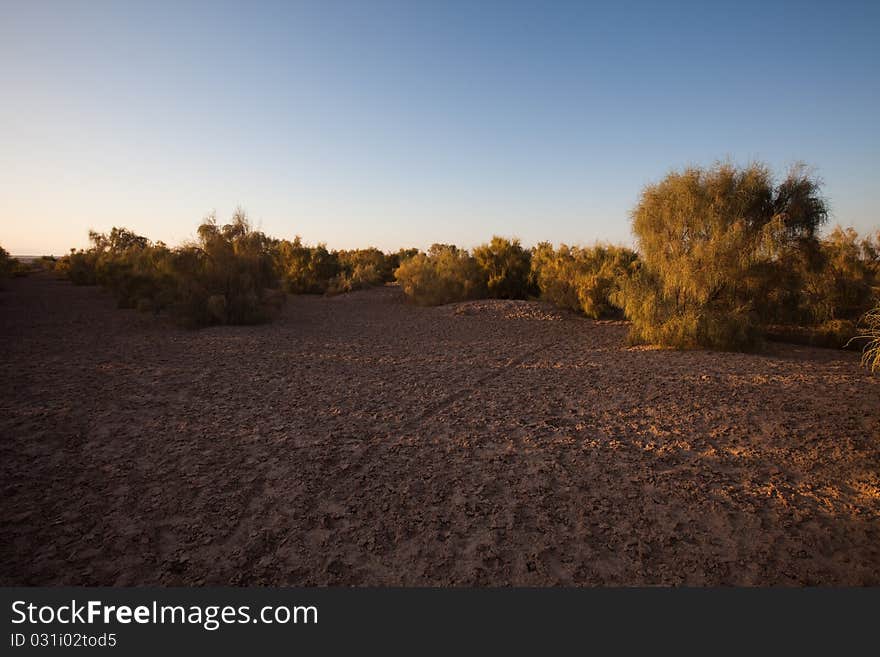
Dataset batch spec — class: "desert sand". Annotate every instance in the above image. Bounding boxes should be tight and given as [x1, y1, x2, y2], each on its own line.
[1, 276, 878, 585]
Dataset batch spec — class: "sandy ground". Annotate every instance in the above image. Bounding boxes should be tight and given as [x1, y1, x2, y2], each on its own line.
[1, 276, 879, 586]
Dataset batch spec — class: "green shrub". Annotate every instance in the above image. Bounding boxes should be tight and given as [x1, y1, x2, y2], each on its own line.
[275, 238, 340, 294]
[328, 248, 392, 294]
[395, 244, 486, 305]
[472, 236, 532, 299]
[802, 227, 879, 323]
[620, 162, 828, 350]
[177, 211, 280, 325]
[275, 242, 397, 295]
[533, 243, 638, 318]
[59, 211, 282, 327]
[387, 247, 420, 274]
[58, 249, 99, 285]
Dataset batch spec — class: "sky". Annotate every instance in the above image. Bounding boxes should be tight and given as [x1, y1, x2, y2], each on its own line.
[1, 0, 878, 255]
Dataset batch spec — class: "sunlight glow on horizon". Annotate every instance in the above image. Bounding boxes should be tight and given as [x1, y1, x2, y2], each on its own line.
[1, 1, 878, 255]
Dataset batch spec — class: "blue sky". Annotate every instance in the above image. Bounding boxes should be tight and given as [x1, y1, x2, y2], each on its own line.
[1, 0, 878, 254]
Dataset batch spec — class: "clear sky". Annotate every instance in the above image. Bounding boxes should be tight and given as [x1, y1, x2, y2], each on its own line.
[1, 0, 878, 255]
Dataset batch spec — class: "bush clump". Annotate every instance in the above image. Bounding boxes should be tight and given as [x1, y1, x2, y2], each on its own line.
[328, 248, 394, 294]
[618, 162, 831, 350]
[800, 227, 879, 324]
[0, 245, 16, 283]
[472, 236, 532, 299]
[275, 241, 404, 296]
[274, 238, 340, 294]
[0, 247, 48, 283]
[395, 244, 487, 306]
[56, 211, 282, 327]
[532, 242, 638, 318]
[855, 307, 880, 373]
[395, 238, 535, 306]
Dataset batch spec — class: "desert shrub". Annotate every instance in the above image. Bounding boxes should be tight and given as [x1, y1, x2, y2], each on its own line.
[534, 243, 638, 318]
[472, 236, 532, 299]
[275, 238, 340, 294]
[56, 227, 153, 288]
[395, 244, 486, 305]
[746, 226, 878, 347]
[802, 227, 879, 323]
[0, 248, 51, 281]
[176, 210, 280, 326]
[91, 227, 150, 253]
[60, 250, 100, 285]
[0, 245, 15, 281]
[60, 211, 282, 327]
[854, 307, 880, 373]
[276, 241, 402, 296]
[387, 247, 420, 274]
[63, 228, 172, 308]
[619, 162, 829, 350]
[328, 248, 392, 294]
[529, 242, 555, 292]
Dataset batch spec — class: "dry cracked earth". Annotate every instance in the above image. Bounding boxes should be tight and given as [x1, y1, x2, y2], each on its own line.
[1, 276, 879, 585]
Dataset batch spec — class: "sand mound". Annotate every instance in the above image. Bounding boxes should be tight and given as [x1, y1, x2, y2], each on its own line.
[446, 299, 567, 321]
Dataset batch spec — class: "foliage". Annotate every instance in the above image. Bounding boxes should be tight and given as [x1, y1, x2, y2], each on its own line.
[328, 248, 393, 294]
[801, 227, 879, 323]
[42, 169, 879, 352]
[275, 241, 406, 295]
[388, 248, 420, 272]
[274, 238, 340, 294]
[177, 210, 280, 325]
[854, 307, 880, 373]
[394, 244, 486, 305]
[472, 236, 533, 299]
[0, 248, 57, 282]
[619, 162, 830, 349]
[57, 211, 282, 327]
[532, 242, 638, 318]
[0, 245, 17, 281]
[395, 237, 534, 306]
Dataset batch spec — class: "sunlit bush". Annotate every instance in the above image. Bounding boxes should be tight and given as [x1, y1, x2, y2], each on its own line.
[328, 248, 392, 294]
[275, 238, 340, 294]
[58, 211, 282, 327]
[395, 244, 486, 305]
[620, 162, 829, 350]
[802, 227, 879, 323]
[855, 307, 880, 373]
[533, 243, 638, 319]
[387, 247, 420, 274]
[472, 236, 532, 299]
[275, 242, 398, 295]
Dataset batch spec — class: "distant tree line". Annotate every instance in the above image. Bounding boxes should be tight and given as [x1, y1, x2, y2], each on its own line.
[0, 247, 55, 286]
[49, 210, 419, 328]
[9, 161, 875, 370]
[399, 163, 879, 361]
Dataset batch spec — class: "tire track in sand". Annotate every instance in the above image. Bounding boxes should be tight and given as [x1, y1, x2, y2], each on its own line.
[400, 339, 558, 433]
[319, 339, 559, 493]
